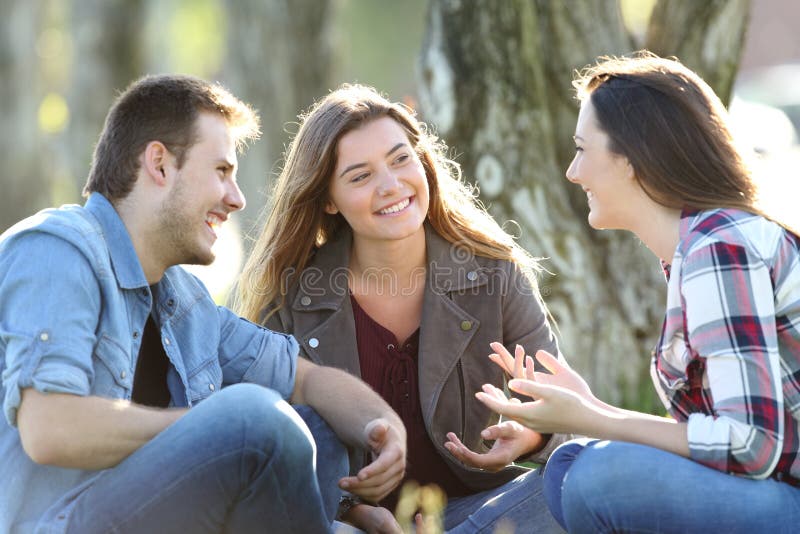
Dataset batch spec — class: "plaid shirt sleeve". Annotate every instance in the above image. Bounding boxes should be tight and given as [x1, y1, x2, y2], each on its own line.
[680, 240, 784, 478]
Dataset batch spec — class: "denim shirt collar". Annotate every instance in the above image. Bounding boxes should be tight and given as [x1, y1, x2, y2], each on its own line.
[84, 193, 149, 290]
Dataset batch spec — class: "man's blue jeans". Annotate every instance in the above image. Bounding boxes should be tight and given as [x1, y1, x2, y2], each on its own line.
[42, 383, 348, 533]
[544, 438, 800, 534]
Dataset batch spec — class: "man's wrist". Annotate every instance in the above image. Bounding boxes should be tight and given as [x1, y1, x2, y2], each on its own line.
[337, 494, 363, 520]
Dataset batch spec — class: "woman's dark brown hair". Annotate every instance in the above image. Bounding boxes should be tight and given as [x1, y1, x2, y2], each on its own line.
[574, 51, 757, 213]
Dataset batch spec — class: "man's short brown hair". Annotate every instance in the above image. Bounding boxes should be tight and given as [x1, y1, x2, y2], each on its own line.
[83, 74, 260, 201]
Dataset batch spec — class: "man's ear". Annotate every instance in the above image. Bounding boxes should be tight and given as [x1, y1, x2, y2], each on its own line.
[142, 141, 172, 186]
[324, 200, 339, 215]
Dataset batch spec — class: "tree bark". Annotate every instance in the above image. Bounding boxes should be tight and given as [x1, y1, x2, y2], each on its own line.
[63, 0, 146, 197]
[419, 0, 750, 409]
[0, 0, 49, 231]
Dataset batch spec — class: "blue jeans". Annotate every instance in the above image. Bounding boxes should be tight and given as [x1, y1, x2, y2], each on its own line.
[544, 438, 800, 533]
[444, 468, 563, 533]
[336, 468, 563, 533]
[42, 383, 348, 534]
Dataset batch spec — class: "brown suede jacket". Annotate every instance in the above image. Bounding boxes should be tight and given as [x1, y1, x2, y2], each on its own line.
[263, 225, 567, 492]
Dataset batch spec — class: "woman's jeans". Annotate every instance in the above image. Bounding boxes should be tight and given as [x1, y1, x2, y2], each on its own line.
[544, 438, 800, 534]
[334, 467, 564, 534]
[44, 383, 349, 534]
[444, 468, 564, 533]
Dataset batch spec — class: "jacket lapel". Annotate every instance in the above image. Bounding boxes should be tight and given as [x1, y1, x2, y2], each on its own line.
[290, 230, 362, 376]
[418, 226, 487, 427]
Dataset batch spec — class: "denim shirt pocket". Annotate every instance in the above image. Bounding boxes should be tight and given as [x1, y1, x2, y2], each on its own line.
[186, 358, 223, 405]
[92, 335, 133, 398]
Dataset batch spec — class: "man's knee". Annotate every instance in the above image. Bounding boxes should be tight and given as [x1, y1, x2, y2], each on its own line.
[209, 383, 316, 464]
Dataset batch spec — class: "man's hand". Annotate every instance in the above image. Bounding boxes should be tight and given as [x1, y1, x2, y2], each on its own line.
[443, 420, 545, 472]
[343, 503, 402, 534]
[339, 418, 407, 503]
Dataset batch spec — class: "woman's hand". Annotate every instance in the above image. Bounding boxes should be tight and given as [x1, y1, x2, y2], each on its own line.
[343, 503, 402, 534]
[489, 342, 595, 402]
[475, 378, 593, 436]
[443, 420, 546, 471]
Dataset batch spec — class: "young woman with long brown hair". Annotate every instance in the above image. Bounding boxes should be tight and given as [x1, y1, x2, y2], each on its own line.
[479, 52, 800, 533]
[237, 84, 566, 533]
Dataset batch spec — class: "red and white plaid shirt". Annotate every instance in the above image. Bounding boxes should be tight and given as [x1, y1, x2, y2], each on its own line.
[654, 208, 800, 484]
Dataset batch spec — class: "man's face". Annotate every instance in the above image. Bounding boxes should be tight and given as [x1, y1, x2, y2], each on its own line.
[158, 112, 245, 266]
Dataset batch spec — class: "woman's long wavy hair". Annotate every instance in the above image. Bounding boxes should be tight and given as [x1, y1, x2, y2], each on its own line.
[236, 84, 538, 322]
[574, 51, 797, 235]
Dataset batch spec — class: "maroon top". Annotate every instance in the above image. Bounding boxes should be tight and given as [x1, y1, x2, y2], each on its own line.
[350, 295, 472, 510]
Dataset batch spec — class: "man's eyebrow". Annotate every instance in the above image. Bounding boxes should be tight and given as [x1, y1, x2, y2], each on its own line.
[338, 142, 408, 178]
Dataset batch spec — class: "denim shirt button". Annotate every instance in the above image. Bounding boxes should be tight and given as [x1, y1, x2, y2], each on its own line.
[133, 331, 139, 339]
[39, 332, 49, 342]
[308, 337, 319, 348]
[208, 383, 215, 391]
[300, 296, 311, 306]
[120, 371, 127, 379]
[164, 337, 171, 345]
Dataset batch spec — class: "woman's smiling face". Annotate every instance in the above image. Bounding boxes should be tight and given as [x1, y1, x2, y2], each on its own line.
[566, 99, 642, 230]
[326, 116, 430, 244]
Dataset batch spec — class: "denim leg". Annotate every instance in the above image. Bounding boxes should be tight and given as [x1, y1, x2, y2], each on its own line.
[560, 440, 800, 534]
[542, 438, 597, 529]
[444, 468, 564, 534]
[53, 383, 336, 534]
[294, 405, 349, 523]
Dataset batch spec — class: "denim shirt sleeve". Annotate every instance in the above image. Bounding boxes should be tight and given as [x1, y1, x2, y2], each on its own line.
[1, 233, 100, 426]
[216, 306, 299, 400]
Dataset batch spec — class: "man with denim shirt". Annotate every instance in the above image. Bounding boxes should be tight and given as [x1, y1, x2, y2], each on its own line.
[0, 75, 406, 534]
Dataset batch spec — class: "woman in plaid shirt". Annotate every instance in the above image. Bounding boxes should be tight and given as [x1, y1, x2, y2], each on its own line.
[478, 52, 800, 533]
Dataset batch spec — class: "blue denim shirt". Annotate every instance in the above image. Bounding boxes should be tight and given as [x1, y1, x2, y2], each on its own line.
[0, 193, 299, 533]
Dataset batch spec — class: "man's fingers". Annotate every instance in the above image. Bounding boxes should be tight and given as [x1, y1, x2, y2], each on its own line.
[356, 445, 403, 481]
[364, 418, 389, 450]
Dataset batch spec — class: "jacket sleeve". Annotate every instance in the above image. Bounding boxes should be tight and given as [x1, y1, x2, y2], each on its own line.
[502, 263, 572, 463]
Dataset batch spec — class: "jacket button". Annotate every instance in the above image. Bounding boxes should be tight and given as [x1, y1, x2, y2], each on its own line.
[467, 271, 478, 281]
[309, 337, 319, 348]
[300, 296, 311, 306]
[460, 320, 472, 331]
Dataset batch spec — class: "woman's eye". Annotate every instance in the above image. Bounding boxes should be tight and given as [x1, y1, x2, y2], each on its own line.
[394, 153, 409, 164]
[574, 146, 584, 153]
[351, 172, 369, 183]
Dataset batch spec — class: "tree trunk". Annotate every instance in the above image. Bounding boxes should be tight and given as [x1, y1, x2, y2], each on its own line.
[0, 0, 49, 231]
[418, 0, 750, 409]
[221, 0, 333, 238]
[62, 0, 146, 198]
